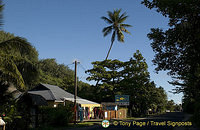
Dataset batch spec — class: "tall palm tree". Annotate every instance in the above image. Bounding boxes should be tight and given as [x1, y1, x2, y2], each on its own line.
[101, 9, 132, 60]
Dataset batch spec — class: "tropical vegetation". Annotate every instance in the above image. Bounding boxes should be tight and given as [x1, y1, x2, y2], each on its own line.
[142, 0, 200, 126]
[0, 0, 185, 128]
[102, 9, 132, 60]
[86, 50, 169, 116]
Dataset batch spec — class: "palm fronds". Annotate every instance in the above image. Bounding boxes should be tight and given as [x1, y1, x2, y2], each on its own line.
[0, 31, 39, 90]
[101, 9, 132, 60]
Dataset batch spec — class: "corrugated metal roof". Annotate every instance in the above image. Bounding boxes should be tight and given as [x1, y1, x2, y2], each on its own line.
[64, 98, 100, 105]
[28, 93, 48, 106]
[28, 90, 55, 101]
[43, 84, 79, 100]
[28, 83, 100, 105]
[29, 83, 80, 102]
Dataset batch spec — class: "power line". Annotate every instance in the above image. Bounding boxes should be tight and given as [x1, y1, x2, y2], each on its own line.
[78, 63, 87, 72]
[66, 63, 73, 66]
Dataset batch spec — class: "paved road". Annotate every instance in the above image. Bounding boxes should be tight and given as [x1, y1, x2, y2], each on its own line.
[69, 112, 199, 130]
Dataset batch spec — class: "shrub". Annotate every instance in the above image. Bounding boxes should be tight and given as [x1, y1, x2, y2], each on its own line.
[39, 105, 73, 127]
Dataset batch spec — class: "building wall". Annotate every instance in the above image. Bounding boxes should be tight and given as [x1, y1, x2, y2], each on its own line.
[47, 101, 63, 107]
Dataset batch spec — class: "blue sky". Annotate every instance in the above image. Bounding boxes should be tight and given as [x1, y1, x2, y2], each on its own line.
[2, 0, 183, 104]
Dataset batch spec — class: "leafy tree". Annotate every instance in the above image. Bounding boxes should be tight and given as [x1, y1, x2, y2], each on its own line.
[142, 0, 200, 97]
[39, 59, 74, 92]
[86, 50, 168, 116]
[0, 4, 39, 128]
[0, 31, 39, 129]
[166, 100, 175, 112]
[120, 50, 160, 116]
[142, 0, 200, 125]
[153, 86, 168, 113]
[38, 58, 92, 98]
[101, 9, 132, 60]
[86, 59, 123, 102]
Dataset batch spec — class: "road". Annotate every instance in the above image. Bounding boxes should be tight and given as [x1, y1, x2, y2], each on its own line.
[69, 112, 199, 130]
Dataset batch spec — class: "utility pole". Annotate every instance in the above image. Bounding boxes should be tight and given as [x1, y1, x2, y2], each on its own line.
[73, 60, 79, 124]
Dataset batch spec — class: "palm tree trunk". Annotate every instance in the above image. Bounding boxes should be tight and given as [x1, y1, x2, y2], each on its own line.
[105, 41, 114, 60]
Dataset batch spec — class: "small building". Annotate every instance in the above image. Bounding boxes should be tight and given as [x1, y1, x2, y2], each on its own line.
[28, 83, 100, 108]
[28, 83, 101, 120]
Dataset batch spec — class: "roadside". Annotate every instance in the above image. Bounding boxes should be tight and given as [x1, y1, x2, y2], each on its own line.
[174, 113, 199, 130]
[37, 112, 200, 130]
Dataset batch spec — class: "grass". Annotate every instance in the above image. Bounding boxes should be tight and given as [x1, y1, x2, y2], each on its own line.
[35, 121, 101, 130]
[68, 121, 101, 127]
[125, 117, 137, 120]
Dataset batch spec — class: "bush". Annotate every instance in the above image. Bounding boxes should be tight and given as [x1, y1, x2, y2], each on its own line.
[39, 105, 73, 127]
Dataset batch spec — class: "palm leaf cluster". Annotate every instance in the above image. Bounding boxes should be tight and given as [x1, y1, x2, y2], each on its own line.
[0, 31, 39, 91]
[102, 9, 132, 60]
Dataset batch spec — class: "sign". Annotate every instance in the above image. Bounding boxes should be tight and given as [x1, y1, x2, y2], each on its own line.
[115, 95, 129, 105]
[105, 106, 115, 110]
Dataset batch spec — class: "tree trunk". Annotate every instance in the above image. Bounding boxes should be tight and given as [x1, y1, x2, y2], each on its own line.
[105, 41, 114, 60]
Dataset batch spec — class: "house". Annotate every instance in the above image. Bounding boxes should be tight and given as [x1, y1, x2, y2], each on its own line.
[28, 83, 100, 109]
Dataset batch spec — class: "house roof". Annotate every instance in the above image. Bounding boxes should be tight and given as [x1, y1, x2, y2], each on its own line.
[29, 83, 80, 102]
[28, 90, 55, 101]
[64, 97, 100, 105]
[28, 83, 100, 106]
[28, 93, 48, 106]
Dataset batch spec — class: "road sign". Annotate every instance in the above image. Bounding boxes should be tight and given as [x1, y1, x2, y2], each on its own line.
[115, 95, 129, 105]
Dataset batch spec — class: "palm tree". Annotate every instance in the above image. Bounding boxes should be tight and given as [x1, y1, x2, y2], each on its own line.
[101, 9, 132, 60]
[0, 31, 39, 91]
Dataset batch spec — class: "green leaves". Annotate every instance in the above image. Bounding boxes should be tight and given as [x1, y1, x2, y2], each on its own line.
[102, 9, 131, 43]
[86, 50, 168, 115]
[38, 58, 74, 91]
[143, 0, 200, 99]
[102, 9, 132, 60]
[0, 54, 25, 90]
[142, 0, 200, 121]
[0, 31, 39, 90]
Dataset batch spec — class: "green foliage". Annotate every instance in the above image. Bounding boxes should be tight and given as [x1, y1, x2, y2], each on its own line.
[39, 105, 73, 127]
[1, 100, 25, 130]
[142, 0, 200, 95]
[141, 1, 200, 127]
[142, 0, 200, 123]
[86, 59, 123, 102]
[102, 9, 132, 60]
[39, 58, 74, 92]
[0, 31, 39, 129]
[166, 100, 175, 112]
[86, 50, 168, 116]
[0, 31, 39, 90]
[39, 58, 91, 96]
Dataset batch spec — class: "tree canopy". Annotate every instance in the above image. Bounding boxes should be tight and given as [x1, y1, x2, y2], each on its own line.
[38, 58, 91, 97]
[142, 0, 200, 125]
[0, 31, 39, 90]
[86, 50, 168, 116]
